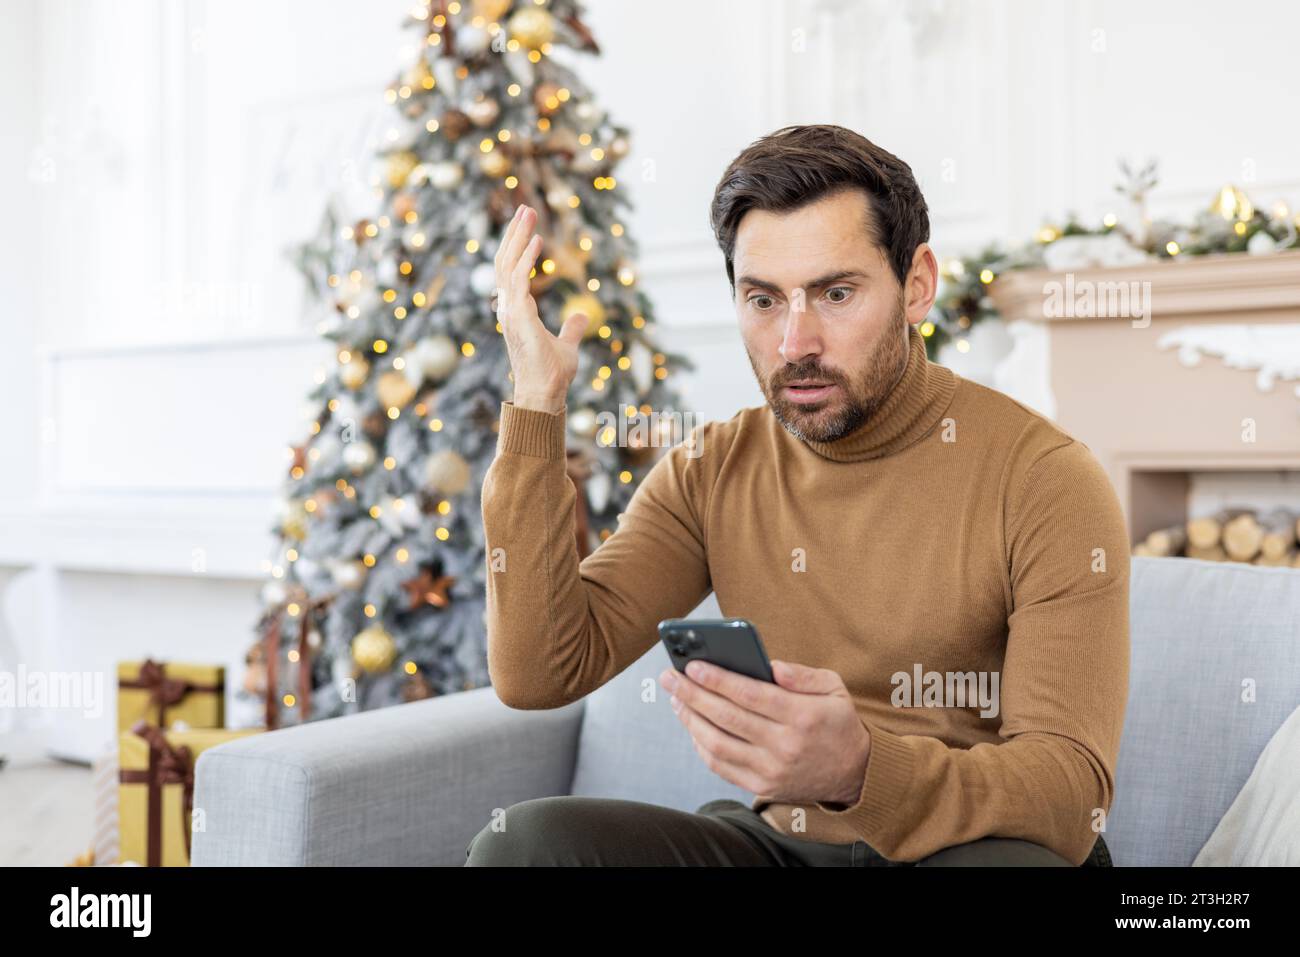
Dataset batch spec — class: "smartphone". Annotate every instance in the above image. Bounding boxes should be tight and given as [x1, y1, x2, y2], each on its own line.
[658, 617, 775, 683]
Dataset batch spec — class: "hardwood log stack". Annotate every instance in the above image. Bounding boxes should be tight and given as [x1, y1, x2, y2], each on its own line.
[1132, 507, 1300, 567]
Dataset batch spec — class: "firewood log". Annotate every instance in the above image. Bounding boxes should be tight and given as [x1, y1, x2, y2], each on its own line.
[1254, 549, 1298, 568]
[1186, 506, 1254, 550]
[1186, 544, 1228, 561]
[1144, 525, 1187, 557]
[1222, 513, 1264, 562]
[1259, 508, 1297, 560]
[1131, 541, 1155, 558]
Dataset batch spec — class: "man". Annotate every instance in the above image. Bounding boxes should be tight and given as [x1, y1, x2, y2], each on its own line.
[466, 124, 1127, 867]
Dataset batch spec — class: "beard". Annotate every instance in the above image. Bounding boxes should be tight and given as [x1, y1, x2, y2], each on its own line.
[751, 293, 911, 444]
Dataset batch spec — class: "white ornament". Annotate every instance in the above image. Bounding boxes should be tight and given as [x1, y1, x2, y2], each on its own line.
[586, 469, 611, 513]
[545, 185, 572, 210]
[404, 334, 459, 386]
[329, 559, 366, 590]
[342, 440, 376, 473]
[1247, 231, 1278, 255]
[459, 25, 491, 57]
[432, 58, 458, 96]
[430, 161, 464, 191]
[629, 340, 654, 393]
[470, 262, 497, 296]
[466, 95, 499, 126]
[261, 581, 287, 605]
[568, 408, 598, 437]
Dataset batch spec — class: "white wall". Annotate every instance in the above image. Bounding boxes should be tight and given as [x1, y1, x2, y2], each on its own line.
[2, 0, 1298, 759]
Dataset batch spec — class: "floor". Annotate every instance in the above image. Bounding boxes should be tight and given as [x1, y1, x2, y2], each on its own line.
[0, 728, 95, 866]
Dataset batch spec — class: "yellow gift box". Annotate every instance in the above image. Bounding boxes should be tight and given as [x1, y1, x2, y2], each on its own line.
[117, 659, 225, 734]
[118, 722, 260, 867]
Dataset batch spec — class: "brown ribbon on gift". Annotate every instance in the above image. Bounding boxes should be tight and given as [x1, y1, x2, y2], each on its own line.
[264, 596, 331, 730]
[119, 659, 223, 729]
[118, 719, 195, 867]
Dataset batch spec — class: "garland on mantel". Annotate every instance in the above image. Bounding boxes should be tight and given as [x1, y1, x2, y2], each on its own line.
[923, 160, 1300, 360]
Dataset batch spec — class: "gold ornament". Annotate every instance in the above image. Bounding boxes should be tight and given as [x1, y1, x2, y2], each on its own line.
[508, 7, 555, 49]
[386, 150, 419, 189]
[376, 370, 417, 410]
[424, 449, 472, 495]
[534, 81, 562, 116]
[466, 97, 501, 127]
[561, 292, 606, 339]
[554, 242, 589, 278]
[281, 500, 309, 541]
[351, 625, 397, 674]
[340, 354, 371, 391]
[472, 0, 511, 20]
[1210, 185, 1254, 222]
[479, 149, 510, 179]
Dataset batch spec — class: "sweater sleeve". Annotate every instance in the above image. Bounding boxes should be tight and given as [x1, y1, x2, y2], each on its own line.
[808, 439, 1131, 865]
[480, 400, 714, 710]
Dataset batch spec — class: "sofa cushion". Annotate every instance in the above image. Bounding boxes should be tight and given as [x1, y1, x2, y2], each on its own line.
[568, 591, 753, 811]
[1109, 557, 1300, 866]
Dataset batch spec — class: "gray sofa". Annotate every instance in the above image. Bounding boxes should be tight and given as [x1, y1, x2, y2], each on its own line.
[191, 557, 1300, 866]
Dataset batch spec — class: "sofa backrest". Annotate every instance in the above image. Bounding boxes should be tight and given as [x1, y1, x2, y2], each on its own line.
[569, 558, 1300, 866]
[568, 591, 753, 811]
[1109, 556, 1300, 865]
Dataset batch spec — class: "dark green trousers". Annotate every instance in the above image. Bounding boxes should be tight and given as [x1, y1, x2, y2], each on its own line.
[464, 796, 1113, 867]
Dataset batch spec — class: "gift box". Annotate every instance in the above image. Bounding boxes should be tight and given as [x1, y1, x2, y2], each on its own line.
[118, 721, 260, 867]
[117, 659, 225, 734]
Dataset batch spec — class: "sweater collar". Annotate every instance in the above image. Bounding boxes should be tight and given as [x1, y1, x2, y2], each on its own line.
[791, 322, 957, 464]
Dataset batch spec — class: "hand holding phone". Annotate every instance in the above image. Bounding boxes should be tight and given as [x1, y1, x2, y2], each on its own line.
[658, 617, 775, 683]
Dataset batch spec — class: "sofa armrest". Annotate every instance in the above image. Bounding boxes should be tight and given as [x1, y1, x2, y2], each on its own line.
[191, 687, 585, 866]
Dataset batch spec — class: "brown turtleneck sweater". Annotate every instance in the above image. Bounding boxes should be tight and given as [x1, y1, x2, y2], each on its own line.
[480, 322, 1130, 865]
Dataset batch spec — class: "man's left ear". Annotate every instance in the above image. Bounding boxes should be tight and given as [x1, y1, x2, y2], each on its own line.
[905, 243, 939, 323]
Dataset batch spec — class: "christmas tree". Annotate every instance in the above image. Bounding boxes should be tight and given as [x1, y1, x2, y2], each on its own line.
[247, 0, 695, 727]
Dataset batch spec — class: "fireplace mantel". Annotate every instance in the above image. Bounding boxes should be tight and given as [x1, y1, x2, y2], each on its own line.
[987, 249, 1300, 542]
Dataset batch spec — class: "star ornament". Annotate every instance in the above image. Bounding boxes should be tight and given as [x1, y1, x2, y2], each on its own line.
[402, 569, 455, 611]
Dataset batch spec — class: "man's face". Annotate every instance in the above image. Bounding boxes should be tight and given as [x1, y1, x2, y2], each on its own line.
[733, 188, 923, 444]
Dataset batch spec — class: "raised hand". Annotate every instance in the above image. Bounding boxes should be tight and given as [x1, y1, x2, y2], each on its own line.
[494, 205, 587, 413]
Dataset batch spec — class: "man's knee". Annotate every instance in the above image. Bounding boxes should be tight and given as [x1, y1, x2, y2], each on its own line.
[915, 837, 1074, 867]
[463, 797, 582, 866]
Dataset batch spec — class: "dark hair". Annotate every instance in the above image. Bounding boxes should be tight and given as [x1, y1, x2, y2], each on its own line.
[708, 124, 930, 292]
